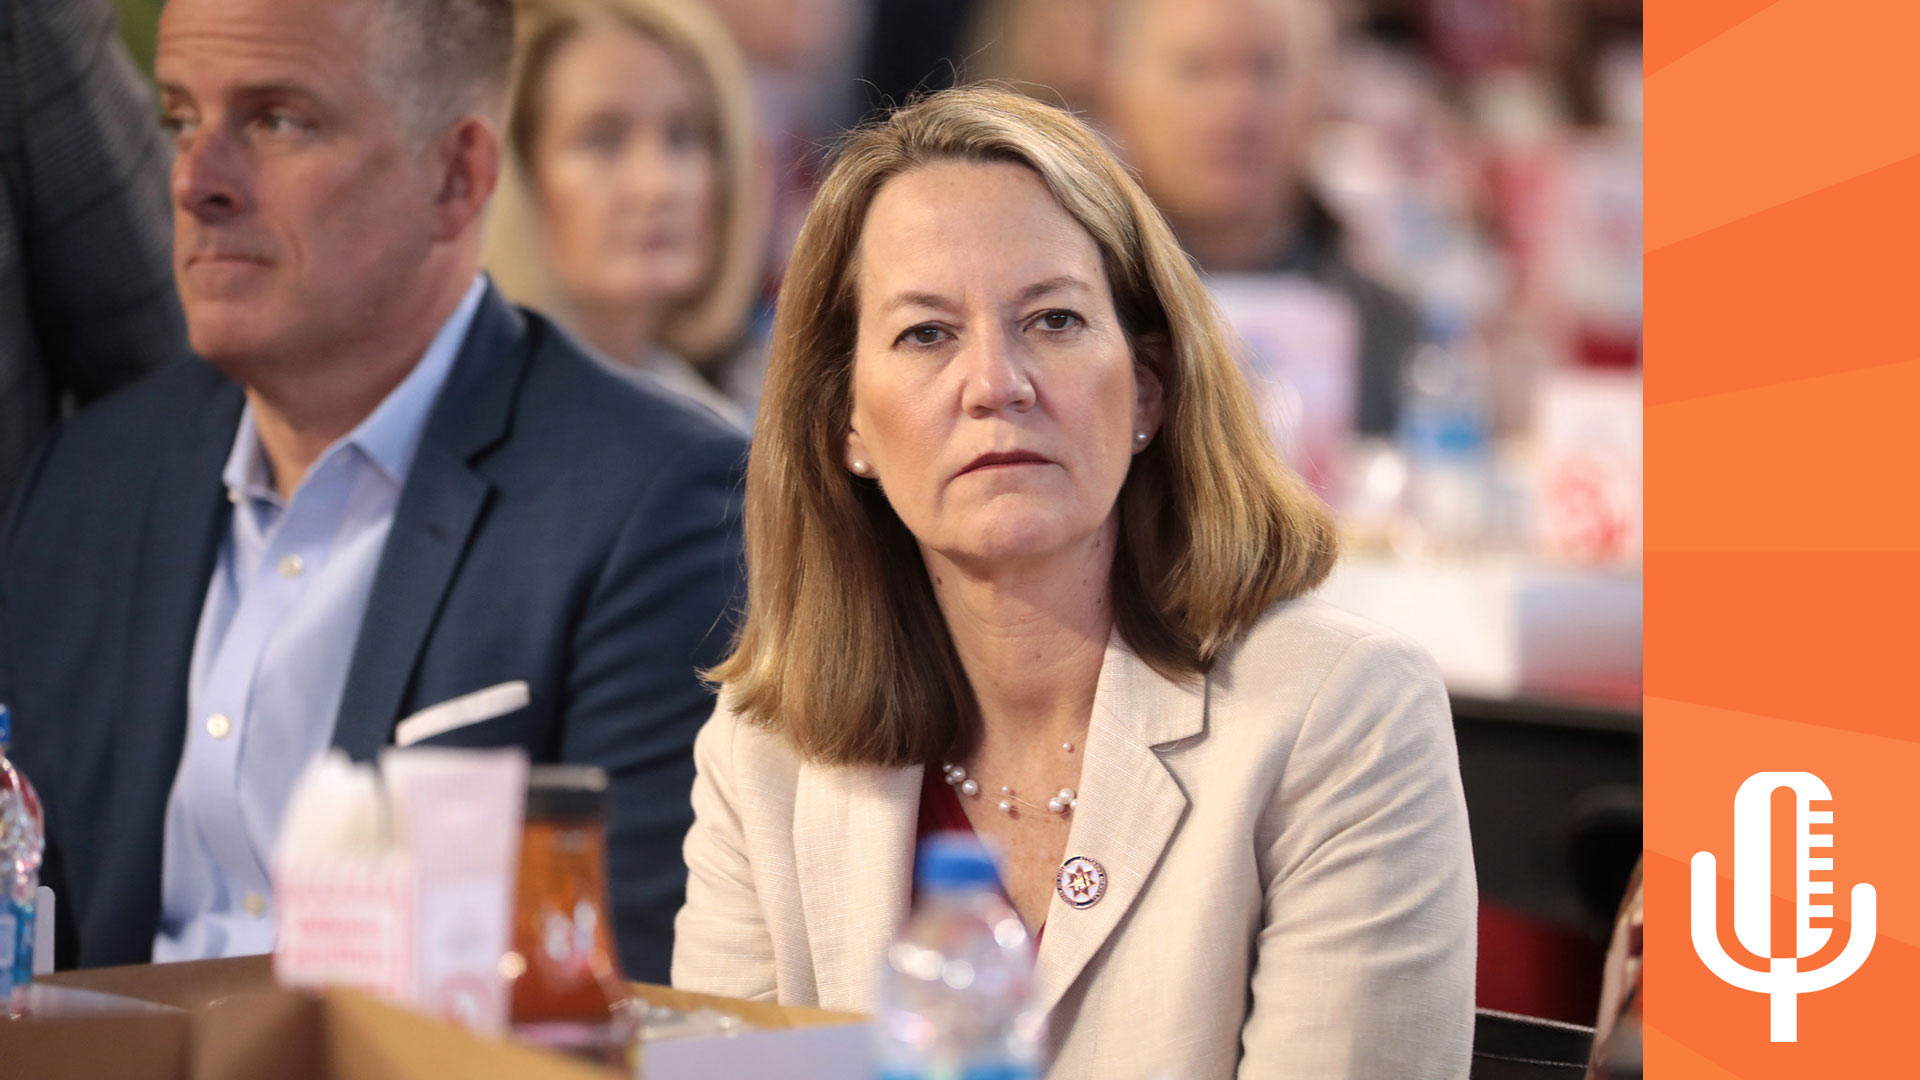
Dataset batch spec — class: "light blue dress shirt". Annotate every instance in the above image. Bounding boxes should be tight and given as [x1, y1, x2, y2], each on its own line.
[154, 276, 487, 962]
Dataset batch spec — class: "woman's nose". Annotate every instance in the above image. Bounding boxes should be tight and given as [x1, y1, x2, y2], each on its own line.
[957, 329, 1036, 417]
[624, 132, 692, 206]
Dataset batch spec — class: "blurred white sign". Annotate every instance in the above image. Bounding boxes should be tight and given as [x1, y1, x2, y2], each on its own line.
[1205, 274, 1360, 495]
[1536, 369, 1641, 563]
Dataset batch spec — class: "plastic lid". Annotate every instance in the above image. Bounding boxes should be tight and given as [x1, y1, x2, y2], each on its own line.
[915, 832, 1002, 893]
[524, 764, 608, 821]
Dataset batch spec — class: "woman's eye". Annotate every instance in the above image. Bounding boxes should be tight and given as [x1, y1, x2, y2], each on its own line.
[579, 121, 626, 157]
[1035, 310, 1082, 332]
[664, 116, 709, 152]
[898, 324, 947, 347]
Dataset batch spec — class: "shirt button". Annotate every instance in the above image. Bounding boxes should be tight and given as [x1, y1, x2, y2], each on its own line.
[206, 713, 232, 739]
[243, 892, 267, 918]
[278, 553, 305, 578]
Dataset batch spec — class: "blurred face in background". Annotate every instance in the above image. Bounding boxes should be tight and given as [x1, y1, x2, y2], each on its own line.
[845, 161, 1160, 572]
[528, 24, 717, 325]
[157, 0, 451, 372]
[701, 0, 860, 78]
[995, 0, 1119, 115]
[1107, 0, 1320, 234]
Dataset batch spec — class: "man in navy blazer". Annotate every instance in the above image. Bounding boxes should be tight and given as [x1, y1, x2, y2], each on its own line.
[0, 0, 743, 984]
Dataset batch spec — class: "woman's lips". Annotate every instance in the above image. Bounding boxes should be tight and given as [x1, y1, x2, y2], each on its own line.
[959, 451, 1053, 476]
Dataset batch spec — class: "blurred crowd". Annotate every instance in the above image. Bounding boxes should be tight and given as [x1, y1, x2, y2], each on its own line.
[74, 0, 1642, 575]
[0, 0, 1644, 1036]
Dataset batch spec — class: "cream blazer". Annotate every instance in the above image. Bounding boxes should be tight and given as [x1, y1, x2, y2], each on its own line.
[672, 597, 1476, 1079]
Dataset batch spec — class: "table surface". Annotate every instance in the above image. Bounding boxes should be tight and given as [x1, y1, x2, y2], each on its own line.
[38, 955, 862, 1029]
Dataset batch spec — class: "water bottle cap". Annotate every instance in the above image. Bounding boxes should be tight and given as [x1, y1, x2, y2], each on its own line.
[916, 832, 1002, 892]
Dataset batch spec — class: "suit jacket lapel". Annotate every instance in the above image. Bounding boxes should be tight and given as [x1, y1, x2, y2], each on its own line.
[125, 376, 243, 763]
[1033, 633, 1207, 1017]
[331, 286, 532, 760]
[107, 375, 241, 956]
[793, 758, 921, 1011]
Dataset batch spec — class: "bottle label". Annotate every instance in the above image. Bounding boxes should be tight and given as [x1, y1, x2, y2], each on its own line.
[6, 899, 32, 996]
[961, 1064, 1037, 1080]
[0, 907, 15, 998]
[872, 1061, 1037, 1080]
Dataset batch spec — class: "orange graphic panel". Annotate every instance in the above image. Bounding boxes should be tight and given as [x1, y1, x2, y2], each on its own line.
[1648, 0, 1920, 1073]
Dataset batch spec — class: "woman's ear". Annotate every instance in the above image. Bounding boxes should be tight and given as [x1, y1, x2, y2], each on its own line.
[1133, 333, 1169, 442]
[845, 428, 875, 477]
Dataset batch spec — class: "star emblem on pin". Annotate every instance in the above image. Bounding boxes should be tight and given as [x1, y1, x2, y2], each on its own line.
[1055, 855, 1108, 909]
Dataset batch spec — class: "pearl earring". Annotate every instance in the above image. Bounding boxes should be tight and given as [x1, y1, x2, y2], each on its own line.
[850, 459, 870, 476]
[1133, 431, 1150, 446]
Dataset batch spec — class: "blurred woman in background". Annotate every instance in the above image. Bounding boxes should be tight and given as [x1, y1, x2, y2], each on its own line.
[485, 0, 765, 426]
[673, 86, 1474, 1078]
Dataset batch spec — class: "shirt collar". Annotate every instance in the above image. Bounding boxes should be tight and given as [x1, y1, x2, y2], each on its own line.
[222, 274, 489, 499]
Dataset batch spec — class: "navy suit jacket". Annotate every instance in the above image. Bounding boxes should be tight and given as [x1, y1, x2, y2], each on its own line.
[0, 285, 746, 983]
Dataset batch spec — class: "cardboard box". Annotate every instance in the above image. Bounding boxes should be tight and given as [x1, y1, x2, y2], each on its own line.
[1, 985, 615, 1080]
[9, 957, 868, 1080]
[630, 985, 867, 1080]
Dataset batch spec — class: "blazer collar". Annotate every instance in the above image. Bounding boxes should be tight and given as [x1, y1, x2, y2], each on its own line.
[790, 629, 1207, 1014]
[1033, 632, 1205, 1016]
[330, 283, 535, 760]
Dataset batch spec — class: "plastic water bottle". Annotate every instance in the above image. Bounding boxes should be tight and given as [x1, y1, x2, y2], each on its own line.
[873, 834, 1043, 1080]
[0, 703, 45, 1013]
[1399, 311, 1495, 552]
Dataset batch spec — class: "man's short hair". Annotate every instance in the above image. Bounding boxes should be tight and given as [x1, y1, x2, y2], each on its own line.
[372, 0, 516, 134]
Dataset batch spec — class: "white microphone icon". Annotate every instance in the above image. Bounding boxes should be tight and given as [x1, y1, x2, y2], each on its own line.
[1691, 771, 1876, 1041]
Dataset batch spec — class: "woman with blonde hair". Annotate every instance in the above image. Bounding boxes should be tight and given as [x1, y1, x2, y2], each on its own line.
[484, 0, 765, 425]
[672, 86, 1474, 1078]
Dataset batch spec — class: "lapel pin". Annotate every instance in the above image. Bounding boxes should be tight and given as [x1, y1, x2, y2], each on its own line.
[1056, 855, 1108, 909]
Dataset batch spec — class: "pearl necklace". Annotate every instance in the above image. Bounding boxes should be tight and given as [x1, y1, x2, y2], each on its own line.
[940, 741, 1080, 818]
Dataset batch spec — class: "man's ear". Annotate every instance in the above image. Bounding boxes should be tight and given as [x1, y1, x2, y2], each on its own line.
[430, 115, 501, 243]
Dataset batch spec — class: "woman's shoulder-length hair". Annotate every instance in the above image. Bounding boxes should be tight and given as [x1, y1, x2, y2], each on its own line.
[481, 0, 764, 366]
[711, 84, 1337, 768]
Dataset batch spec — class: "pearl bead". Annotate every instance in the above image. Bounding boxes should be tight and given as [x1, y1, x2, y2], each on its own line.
[1062, 742, 1074, 753]
[997, 799, 1014, 815]
[1059, 788, 1075, 801]
[1068, 797, 1077, 810]
[949, 766, 966, 783]
[1046, 797, 1065, 814]
[960, 778, 979, 797]
[1000, 785, 1012, 795]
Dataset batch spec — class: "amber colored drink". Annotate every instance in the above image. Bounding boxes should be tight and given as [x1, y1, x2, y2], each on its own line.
[507, 766, 635, 1067]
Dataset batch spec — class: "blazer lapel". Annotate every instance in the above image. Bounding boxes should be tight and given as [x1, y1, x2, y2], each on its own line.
[123, 377, 244, 768]
[793, 758, 921, 1011]
[105, 375, 241, 956]
[331, 286, 533, 760]
[1033, 634, 1207, 1017]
